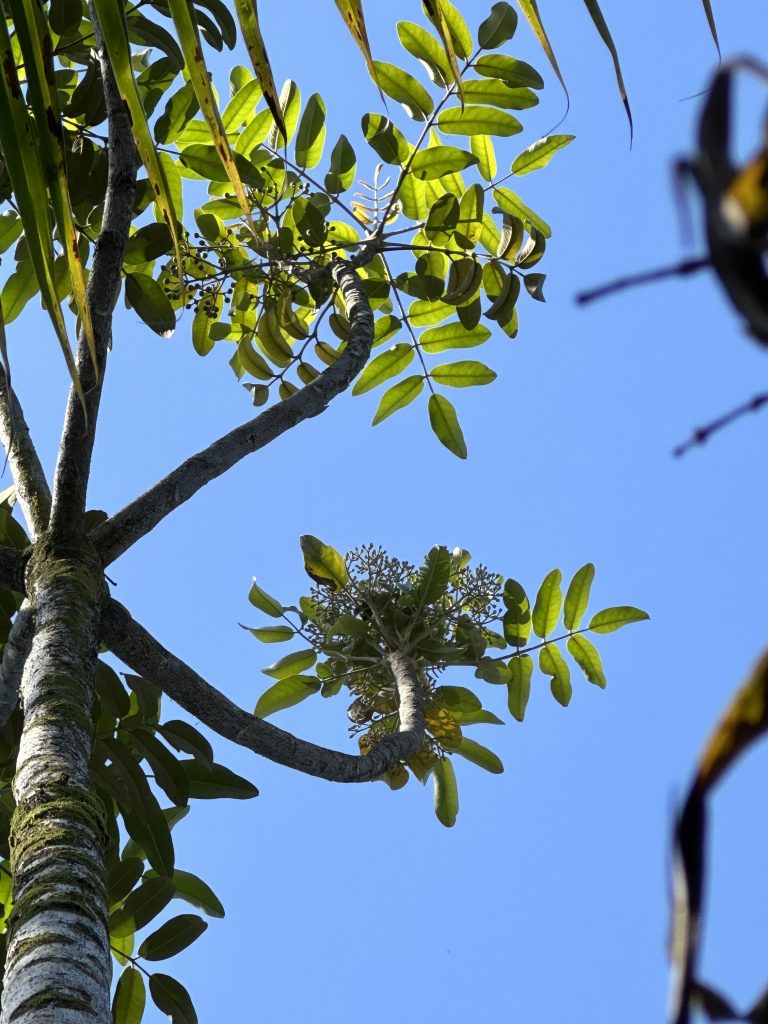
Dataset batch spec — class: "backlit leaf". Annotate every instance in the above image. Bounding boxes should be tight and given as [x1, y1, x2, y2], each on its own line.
[540, 644, 572, 706]
[563, 563, 595, 630]
[300, 535, 349, 590]
[511, 134, 574, 175]
[112, 967, 145, 1024]
[588, 606, 649, 634]
[507, 654, 533, 721]
[454, 737, 504, 773]
[428, 393, 467, 458]
[372, 375, 424, 424]
[567, 634, 606, 688]
[532, 569, 563, 639]
[353, 343, 414, 395]
[432, 757, 459, 827]
[254, 676, 321, 718]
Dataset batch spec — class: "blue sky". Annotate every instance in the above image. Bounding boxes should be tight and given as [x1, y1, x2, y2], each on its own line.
[11, 1, 768, 1021]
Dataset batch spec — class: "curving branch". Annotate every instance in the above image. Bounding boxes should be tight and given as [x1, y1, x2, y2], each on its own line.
[0, 601, 32, 727]
[92, 259, 374, 567]
[101, 600, 425, 783]
[0, 371, 51, 539]
[48, 5, 139, 539]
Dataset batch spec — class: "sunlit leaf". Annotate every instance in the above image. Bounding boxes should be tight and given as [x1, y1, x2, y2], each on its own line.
[540, 644, 572, 706]
[507, 654, 533, 721]
[454, 737, 504, 773]
[567, 634, 606, 688]
[432, 757, 459, 827]
[428, 393, 467, 458]
[532, 569, 563, 639]
[588, 606, 649, 634]
[511, 134, 574, 175]
[563, 563, 595, 630]
[254, 676, 321, 718]
[300, 535, 349, 591]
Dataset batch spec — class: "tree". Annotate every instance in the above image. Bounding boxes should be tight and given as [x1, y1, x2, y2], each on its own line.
[0, 1, 668, 1022]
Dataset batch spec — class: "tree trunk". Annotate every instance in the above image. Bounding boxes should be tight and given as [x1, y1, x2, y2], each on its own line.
[0, 537, 110, 1024]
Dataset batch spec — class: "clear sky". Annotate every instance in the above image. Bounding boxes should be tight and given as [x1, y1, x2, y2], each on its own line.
[9, 1, 768, 1021]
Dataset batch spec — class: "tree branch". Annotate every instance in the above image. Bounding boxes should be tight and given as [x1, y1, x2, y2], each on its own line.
[101, 600, 425, 783]
[0, 371, 51, 539]
[0, 602, 32, 727]
[92, 259, 374, 566]
[48, 5, 139, 538]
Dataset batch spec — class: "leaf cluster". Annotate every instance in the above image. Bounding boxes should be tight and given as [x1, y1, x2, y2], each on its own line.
[245, 538, 648, 826]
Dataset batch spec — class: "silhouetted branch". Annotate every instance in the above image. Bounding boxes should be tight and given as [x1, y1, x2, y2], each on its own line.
[673, 391, 768, 457]
[576, 256, 710, 305]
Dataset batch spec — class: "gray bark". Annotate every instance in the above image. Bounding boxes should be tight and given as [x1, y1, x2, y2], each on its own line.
[0, 603, 33, 728]
[0, 373, 51, 540]
[0, 540, 109, 1024]
[102, 600, 426, 783]
[48, 12, 139, 540]
[92, 259, 375, 566]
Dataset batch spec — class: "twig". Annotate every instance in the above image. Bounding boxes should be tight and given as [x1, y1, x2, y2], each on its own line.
[673, 391, 768, 457]
[576, 257, 710, 305]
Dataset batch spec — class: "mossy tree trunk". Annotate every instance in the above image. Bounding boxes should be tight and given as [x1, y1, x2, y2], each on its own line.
[0, 538, 110, 1024]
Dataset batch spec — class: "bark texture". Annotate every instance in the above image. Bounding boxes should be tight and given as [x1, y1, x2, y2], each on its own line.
[0, 539, 109, 1024]
[48, 20, 139, 539]
[103, 600, 426, 783]
[92, 259, 375, 566]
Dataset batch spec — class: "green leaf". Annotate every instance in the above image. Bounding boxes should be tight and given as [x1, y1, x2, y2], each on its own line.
[523, 273, 546, 301]
[420, 322, 490, 353]
[300, 535, 349, 591]
[149, 974, 197, 1024]
[110, 878, 174, 938]
[493, 187, 551, 237]
[434, 685, 482, 713]
[156, 721, 213, 764]
[463, 79, 538, 109]
[243, 624, 294, 643]
[125, 273, 176, 338]
[423, 0, 473, 59]
[112, 967, 145, 1024]
[0, 213, 21, 255]
[412, 545, 451, 608]
[108, 858, 144, 909]
[563, 563, 595, 631]
[233, 0, 285, 141]
[588, 606, 649, 634]
[167, 870, 224, 918]
[248, 580, 284, 617]
[179, 144, 263, 187]
[397, 20, 451, 87]
[138, 914, 208, 961]
[532, 569, 563, 638]
[582, 0, 633, 139]
[432, 757, 459, 827]
[372, 375, 424, 425]
[507, 654, 533, 721]
[181, 760, 259, 799]
[451, 707, 504, 725]
[361, 113, 410, 165]
[410, 146, 478, 181]
[325, 133, 357, 193]
[455, 182, 485, 249]
[475, 54, 543, 88]
[539, 644, 572, 706]
[353, 343, 414, 395]
[254, 676, 321, 718]
[372, 60, 434, 120]
[294, 93, 326, 169]
[431, 361, 496, 387]
[128, 728, 189, 807]
[428, 393, 467, 459]
[438, 105, 522, 137]
[454, 737, 504, 773]
[567, 634, 606, 688]
[221, 78, 263, 131]
[511, 134, 574, 175]
[470, 133, 497, 182]
[262, 648, 316, 680]
[478, 2, 518, 48]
